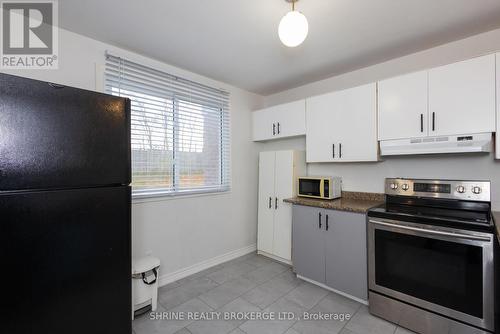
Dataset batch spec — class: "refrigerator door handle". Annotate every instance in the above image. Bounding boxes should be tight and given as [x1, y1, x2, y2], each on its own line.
[48, 83, 66, 89]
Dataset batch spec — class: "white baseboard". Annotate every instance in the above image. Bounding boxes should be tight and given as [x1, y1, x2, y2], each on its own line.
[158, 244, 257, 287]
[297, 275, 369, 306]
[257, 250, 292, 266]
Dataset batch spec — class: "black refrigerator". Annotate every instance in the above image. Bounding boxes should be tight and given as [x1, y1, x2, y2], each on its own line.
[0, 73, 132, 334]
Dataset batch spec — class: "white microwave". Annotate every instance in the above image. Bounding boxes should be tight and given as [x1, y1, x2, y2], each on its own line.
[297, 177, 341, 200]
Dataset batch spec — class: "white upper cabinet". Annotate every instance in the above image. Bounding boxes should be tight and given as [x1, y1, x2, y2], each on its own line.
[306, 83, 378, 162]
[428, 54, 496, 136]
[306, 91, 341, 162]
[253, 110, 276, 142]
[378, 71, 428, 140]
[252, 100, 306, 141]
[332, 83, 378, 161]
[496, 53, 500, 159]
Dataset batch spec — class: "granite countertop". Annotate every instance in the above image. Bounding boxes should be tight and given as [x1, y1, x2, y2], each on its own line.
[283, 191, 384, 214]
[491, 211, 500, 244]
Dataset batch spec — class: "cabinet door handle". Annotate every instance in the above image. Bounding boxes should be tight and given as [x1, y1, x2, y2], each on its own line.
[318, 212, 322, 229]
[326, 214, 329, 231]
[269, 197, 272, 209]
[272, 123, 276, 136]
[432, 112, 435, 131]
[339, 143, 342, 158]
[332, 144, 335, 159]
[275, 197, 278, 210]
[277, 122, 280, 134]
[420, 114, 424, 132]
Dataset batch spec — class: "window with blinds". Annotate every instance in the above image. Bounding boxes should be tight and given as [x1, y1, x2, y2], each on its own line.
[104, 53, 230, 197]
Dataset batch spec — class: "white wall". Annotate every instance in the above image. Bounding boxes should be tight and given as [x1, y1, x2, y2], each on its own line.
[262, 28, 500, 209]
[1, 28, 264, 280]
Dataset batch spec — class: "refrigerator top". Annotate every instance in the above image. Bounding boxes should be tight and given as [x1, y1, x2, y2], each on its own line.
[0, 73, 131, 191]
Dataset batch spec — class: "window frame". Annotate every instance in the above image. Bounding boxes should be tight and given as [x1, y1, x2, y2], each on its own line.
[103, 54, 231, 199]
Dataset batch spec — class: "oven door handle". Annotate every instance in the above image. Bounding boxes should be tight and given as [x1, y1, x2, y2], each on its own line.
[369, 220, 491, 242]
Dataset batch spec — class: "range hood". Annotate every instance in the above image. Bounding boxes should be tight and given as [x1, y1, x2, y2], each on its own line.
[380, 133, 492, 156]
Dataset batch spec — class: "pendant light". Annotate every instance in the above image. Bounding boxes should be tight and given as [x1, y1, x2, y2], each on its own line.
[278, 0, 309, 47]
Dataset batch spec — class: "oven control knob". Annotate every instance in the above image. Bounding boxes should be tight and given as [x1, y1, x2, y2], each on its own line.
[456, 185, 465, 193]
[401, 184, 409, 191]
[472, 186, 482, 194]
[390, 183, 398, 190]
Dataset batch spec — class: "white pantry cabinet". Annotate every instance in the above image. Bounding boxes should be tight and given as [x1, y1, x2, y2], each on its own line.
[496, 53, 500, 159]
[257, 150, 306, 262]
[428, 54, 496, 136]
[378, 71, 428, 140]
[306, 83, 378, 162]
[252, 100, 306, 141]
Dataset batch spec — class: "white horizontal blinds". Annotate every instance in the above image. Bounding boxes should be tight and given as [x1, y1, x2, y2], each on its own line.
[104, 53, 230, 196]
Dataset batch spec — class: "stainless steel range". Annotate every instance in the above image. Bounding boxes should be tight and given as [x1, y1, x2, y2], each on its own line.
[367, 178, 495, 334]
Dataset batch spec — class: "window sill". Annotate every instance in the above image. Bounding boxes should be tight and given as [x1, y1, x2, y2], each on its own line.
[131, 188, 231, 204]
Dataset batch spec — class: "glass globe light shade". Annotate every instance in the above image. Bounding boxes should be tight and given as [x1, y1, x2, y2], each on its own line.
[278, 10, 309, 47]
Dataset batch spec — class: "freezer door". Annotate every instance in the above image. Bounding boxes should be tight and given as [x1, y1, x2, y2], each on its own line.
[0, 186, 131, 334]
[0, 73, 131, 190]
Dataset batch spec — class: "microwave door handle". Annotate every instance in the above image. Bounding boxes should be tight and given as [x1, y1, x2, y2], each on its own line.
[369, 220, 491, 242]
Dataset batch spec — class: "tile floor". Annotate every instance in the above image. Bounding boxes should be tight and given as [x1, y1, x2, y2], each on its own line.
[133, 253, 415, 334]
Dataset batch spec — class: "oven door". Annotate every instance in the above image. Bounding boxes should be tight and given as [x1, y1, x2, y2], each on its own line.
[368, 218, 494, 332]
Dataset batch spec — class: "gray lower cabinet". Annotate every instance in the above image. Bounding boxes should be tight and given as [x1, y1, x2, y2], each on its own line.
[324, 210, 367, 300]
[292, 205, 368, 301]
[292, 205, 325, 283]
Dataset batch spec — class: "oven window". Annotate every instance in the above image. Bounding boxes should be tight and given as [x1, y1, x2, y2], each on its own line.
[374, 229, 483, 318]
[299, 179, 321, 197]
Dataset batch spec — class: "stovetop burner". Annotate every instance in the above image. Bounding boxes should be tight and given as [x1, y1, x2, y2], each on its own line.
[367, 178, 493, 233]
